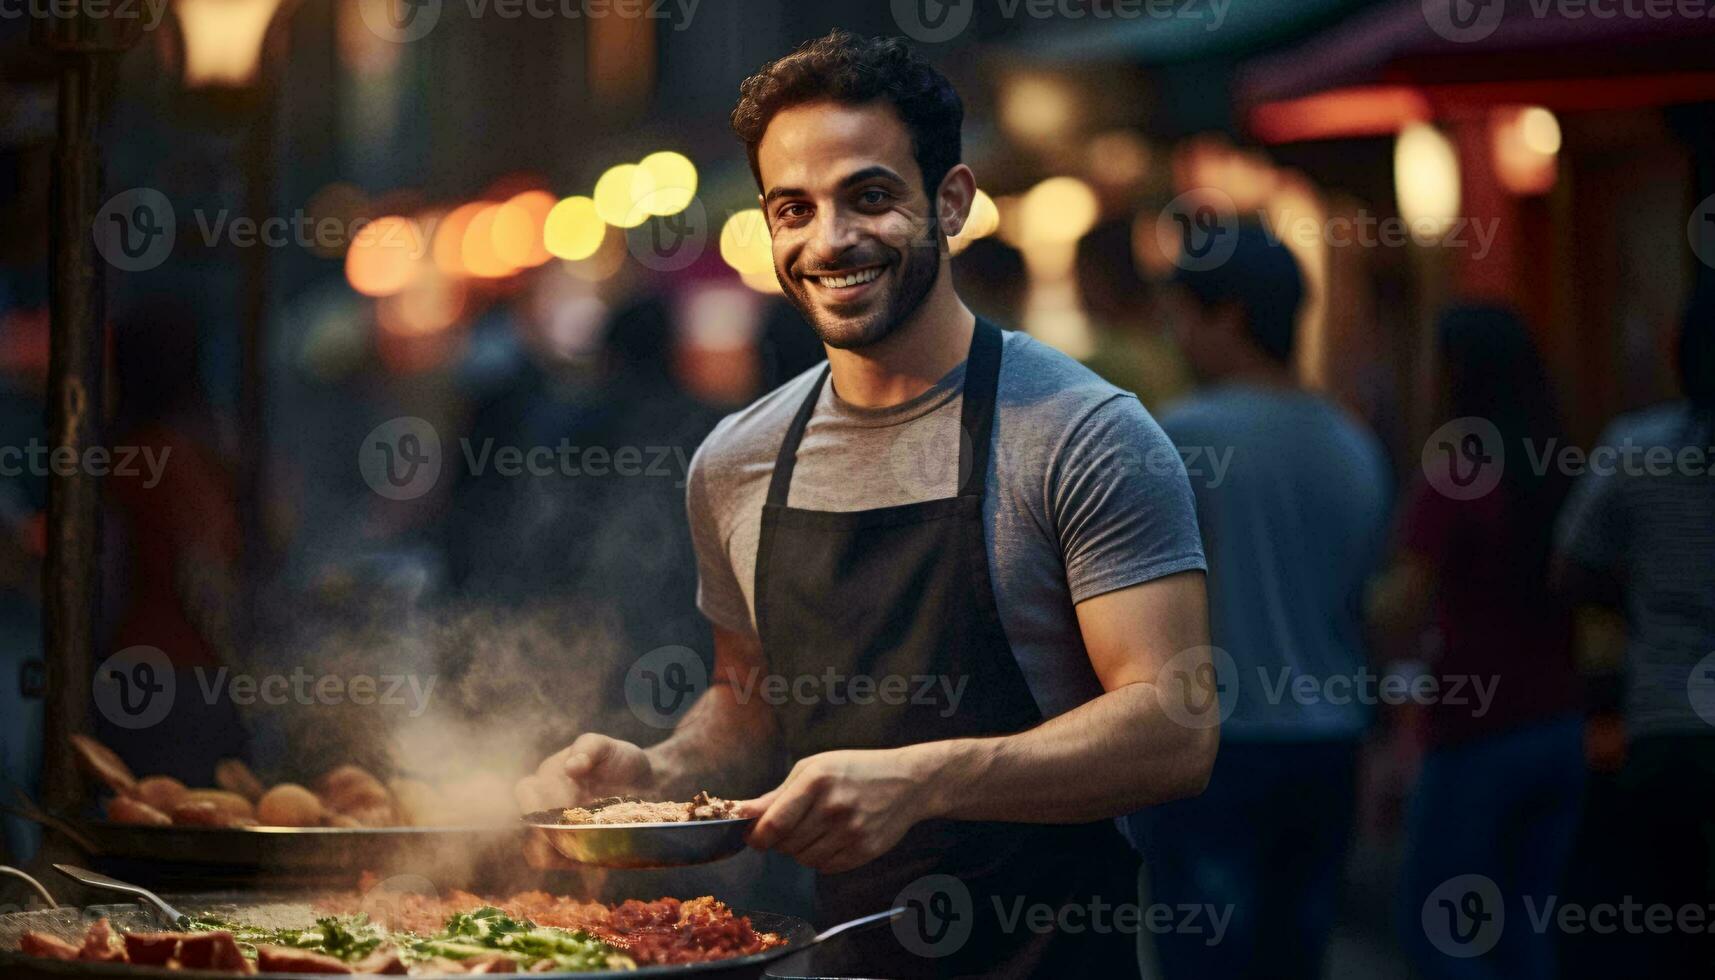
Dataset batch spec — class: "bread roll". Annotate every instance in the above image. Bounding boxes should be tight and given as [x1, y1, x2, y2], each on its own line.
[257, 784, 325, 827]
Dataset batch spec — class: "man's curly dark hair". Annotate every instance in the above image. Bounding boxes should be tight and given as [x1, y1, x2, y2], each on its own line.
[731, 30, 963, 201]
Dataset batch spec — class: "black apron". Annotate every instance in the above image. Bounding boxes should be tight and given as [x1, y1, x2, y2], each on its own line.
[753, 320, 1141, 979]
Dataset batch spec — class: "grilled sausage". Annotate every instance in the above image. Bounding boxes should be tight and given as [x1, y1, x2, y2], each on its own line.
[318, 764, 391, 813]
[105, 795, 172, 827]
[134, 775, 189, 812]
[69, 734, 136, 797]
[180, 788, 256, 821]
[215, 758, 267, 802]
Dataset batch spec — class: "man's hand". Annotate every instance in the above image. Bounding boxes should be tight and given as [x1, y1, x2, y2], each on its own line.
[514, 733, 657, 813]
[741, 747, 937, 875]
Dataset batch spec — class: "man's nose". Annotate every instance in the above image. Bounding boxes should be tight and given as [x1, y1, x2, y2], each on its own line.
[806, 208, 863, 266]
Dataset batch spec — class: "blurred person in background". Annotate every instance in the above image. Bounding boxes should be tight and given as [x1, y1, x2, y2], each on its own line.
[950, 235, 1026, 325]
[0, 292, 47, 863]
[1554, 284, 1715, 978]
[101, 302, 247, 783]
[1076, 218, 1192, 409]
[1124, 222, 1391, 980]
[1373, 305, 1583, 980]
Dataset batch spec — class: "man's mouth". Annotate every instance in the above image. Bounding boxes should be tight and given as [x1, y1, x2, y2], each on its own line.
[807, 266, 884, 293]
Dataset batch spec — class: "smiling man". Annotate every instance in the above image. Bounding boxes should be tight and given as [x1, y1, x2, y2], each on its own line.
[517, 31, 1215, 977]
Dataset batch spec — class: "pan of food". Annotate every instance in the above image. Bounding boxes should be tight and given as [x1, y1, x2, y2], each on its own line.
[522, 793, 755, 869]
[0, 866, 901, 979]
[17, 738, 525, 872]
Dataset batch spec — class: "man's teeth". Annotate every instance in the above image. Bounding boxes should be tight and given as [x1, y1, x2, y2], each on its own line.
[817, 268, 882, 288]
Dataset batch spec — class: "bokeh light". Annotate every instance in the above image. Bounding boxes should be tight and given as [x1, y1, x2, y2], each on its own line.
[1017, 177, 1099, 246]
[594, 164, 656, 228]
[720, 209, 774, 276]
[1395, 122, 1461, 238]
[637, 151, 698, 217]
[344, 215, 421, 297]
[543, 196, 606, 261]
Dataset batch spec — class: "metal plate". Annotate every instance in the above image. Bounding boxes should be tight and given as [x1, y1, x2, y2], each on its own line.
[69, 821, 525, 872]
[522, 814, 755, 869]
[0, 898, 815, 980]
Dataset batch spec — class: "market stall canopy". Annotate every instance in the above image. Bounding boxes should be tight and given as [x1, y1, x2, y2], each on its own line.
[1236, 0, 1715, 140]
[1024, 0, 1381, 62]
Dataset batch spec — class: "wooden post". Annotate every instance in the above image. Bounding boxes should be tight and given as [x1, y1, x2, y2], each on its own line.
[33, 4, 143, 814]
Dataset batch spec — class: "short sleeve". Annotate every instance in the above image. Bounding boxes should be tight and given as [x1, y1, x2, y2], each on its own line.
[1051, 395, 1207, 603]
[1555, 425, 1627, 573]
[685, 439, 756, 638]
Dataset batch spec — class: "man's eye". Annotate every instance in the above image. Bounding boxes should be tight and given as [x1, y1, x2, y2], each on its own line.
[859, 189, 889, 206]
[778, 204, 809, 220]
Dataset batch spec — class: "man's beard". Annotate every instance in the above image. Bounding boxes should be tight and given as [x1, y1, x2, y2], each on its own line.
[780, 235, 942, 351]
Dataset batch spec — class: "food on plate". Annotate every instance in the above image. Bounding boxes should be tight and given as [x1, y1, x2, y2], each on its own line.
[216, 758, 268, 803]
[71, 733, 138, 797]
[134, 775, 189, 812]
[170, 799, 259, 829]
[258, 784, 326, 827]
[105, 796, 172, 827]
[182, 788, 257, 821]
[67, 735, 483, 830]
[554, 791, 739, 826]
[324, 877, 788, 966]
[318, 765, 393, 815]
[386, 778, 447, 828]
[17, 898, 752, 974]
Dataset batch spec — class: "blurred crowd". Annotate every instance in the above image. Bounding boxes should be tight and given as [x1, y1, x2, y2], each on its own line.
[0, 202, 1711, 978]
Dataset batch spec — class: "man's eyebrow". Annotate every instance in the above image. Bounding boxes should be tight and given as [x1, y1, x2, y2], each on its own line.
[762, 167, 909, 206]
[837, 166, 907, 188]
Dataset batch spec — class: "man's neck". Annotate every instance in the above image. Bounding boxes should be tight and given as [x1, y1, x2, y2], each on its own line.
[824, 271, 977, 409]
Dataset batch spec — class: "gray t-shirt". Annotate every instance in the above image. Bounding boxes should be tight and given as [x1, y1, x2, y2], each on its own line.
[1556, 403, 1715, 738]
[686, 328, 1206, 720]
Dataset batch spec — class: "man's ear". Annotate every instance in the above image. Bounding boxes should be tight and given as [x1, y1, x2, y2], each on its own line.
[936, 164, 977, 239]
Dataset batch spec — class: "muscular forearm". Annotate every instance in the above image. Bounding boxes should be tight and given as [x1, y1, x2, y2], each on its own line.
[909, 681, 1217, 825]
[645, 683, 781, 799]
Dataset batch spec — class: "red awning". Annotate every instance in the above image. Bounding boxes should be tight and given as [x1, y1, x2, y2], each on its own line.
[1237, 0, 1715, 130]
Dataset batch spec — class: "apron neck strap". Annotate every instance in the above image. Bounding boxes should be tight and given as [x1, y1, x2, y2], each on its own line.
[766, 319, 1004, 507]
